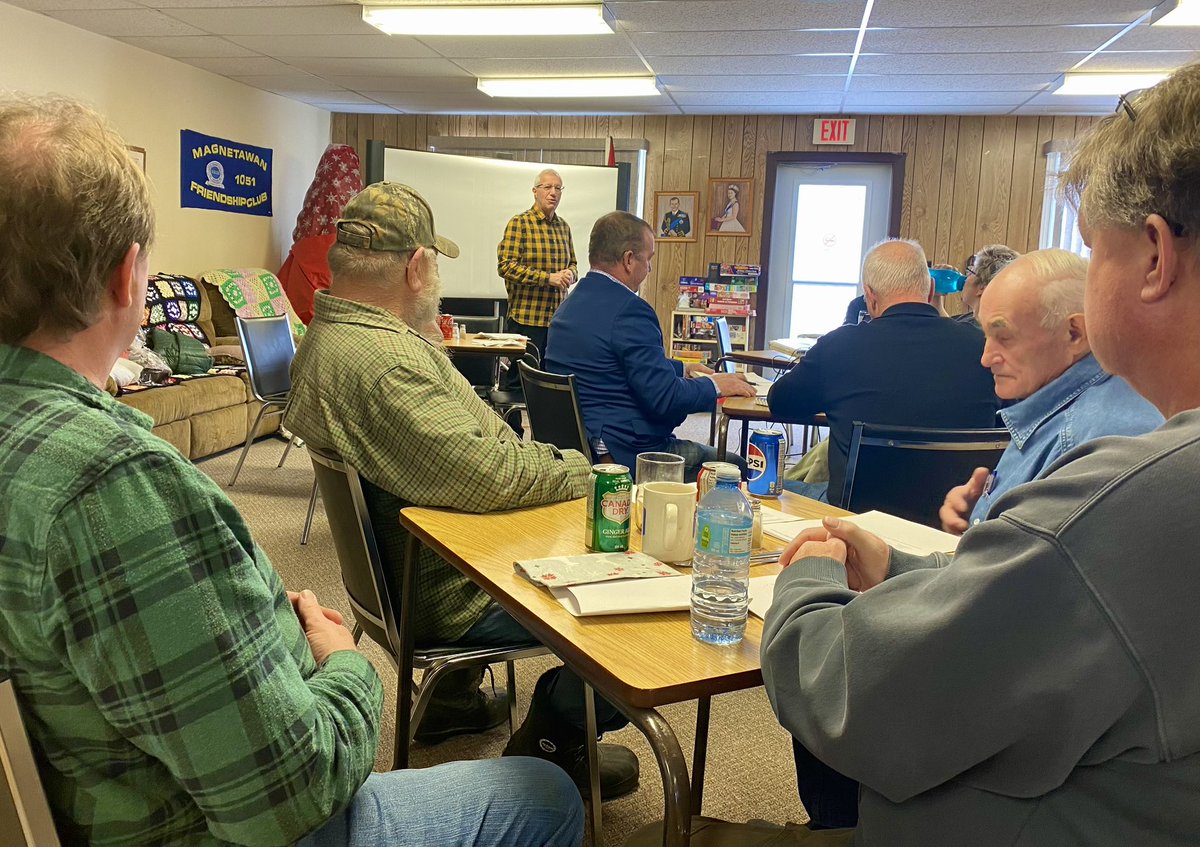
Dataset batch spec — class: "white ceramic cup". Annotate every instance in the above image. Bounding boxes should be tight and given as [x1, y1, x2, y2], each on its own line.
[641, 481, 696, 564]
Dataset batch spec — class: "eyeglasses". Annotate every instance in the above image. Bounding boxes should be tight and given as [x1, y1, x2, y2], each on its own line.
[1115, 88, 1147, 123]
[536, 183, 565, 193]
[965, 256, 978, 275]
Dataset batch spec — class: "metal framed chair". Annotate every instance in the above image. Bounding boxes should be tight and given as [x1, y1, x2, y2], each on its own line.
[228, 315, 299, 486]
[306, 446, 547, 770]
[0, 679, 61, 847]
[517, 361, 593, 462]
[841, 423, 1011, 528]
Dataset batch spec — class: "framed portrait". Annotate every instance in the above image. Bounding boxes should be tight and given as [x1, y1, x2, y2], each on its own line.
[126, 145, 146, 173]
[653, 191, 699, 242]
[706, 177, 753, 238]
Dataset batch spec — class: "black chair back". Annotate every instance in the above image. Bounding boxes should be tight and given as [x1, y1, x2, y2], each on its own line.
[306, 446, 400, 658]
[517, 361, 592, 462]
[235, 315, 295, 401]
[841, 423, 1010, 528]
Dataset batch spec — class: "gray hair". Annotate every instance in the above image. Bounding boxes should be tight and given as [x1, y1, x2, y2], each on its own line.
[327, 241, 411, 288]
[972, 244, 1020, 289]
[534, 168, 561, 188]
[1018, 249, 1088, 330]
[0, 95, 155, 344]
[861, 238, 929, 299]
[1063, 62, 1199, 246]
[589, 211, 652, 267]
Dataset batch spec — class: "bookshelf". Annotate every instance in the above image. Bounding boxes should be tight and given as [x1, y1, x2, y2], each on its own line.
[667, 263, 758, 367]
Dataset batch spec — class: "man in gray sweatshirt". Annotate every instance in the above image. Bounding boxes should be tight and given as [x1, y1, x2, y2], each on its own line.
[761, 61, 1200, 846]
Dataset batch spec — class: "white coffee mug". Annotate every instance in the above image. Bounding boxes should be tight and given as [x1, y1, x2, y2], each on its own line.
[641, 481, 696, 564]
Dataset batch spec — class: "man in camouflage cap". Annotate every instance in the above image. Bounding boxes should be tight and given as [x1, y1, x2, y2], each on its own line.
[284, 181, 640, 801]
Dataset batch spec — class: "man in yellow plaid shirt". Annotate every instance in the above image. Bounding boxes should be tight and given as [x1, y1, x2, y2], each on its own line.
[497, 168, 577, 392]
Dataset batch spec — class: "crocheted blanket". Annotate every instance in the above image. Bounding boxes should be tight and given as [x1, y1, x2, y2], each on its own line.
[201, 268, 307, 338]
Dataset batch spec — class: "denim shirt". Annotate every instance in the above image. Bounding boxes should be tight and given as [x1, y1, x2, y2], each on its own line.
[969, 353, 1163, 526]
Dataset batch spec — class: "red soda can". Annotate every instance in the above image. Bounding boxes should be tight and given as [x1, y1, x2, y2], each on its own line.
[437, 313, 455, 340]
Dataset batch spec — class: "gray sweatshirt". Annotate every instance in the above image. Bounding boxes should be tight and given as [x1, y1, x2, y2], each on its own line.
[761, 410, 1200, 846]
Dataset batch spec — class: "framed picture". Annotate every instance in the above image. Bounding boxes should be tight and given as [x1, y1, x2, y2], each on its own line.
[706, 177, 753, 237]
[126, 145, 146, 173]
[653, 191, 699, 242]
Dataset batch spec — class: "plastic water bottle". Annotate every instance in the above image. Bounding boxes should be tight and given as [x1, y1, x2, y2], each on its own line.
[690, 464, 753, 644]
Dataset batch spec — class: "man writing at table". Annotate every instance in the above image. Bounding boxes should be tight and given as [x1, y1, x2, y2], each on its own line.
[760, 62, 1200, 844]
[285, 182, 639, 800]
[497, 168, 577, 393]
[544, 211, 755, 480]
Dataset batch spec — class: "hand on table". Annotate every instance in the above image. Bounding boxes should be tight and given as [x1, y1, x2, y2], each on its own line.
[779, 517, 891, 591]
[939, 467, 990, 535]
[685, 362, 715, 378]
[711, 372, 755, 398]
[288, 589, 358, 665]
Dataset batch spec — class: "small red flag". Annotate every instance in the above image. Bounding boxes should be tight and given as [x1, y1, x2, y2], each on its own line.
[604, 135, 616, 167]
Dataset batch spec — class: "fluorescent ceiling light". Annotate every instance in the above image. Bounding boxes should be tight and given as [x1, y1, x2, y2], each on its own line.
[362, 3, 614, 36]
[1053, 72, 1168, 95]
[478, 77, 660, 98]
[1151, 0, 1200, 26]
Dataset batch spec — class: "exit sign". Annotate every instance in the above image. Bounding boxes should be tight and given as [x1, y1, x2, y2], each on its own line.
[813, 118, 856, 145]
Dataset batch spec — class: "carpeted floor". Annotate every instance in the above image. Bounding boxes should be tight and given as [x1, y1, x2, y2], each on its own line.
[196, 413, 812, 846]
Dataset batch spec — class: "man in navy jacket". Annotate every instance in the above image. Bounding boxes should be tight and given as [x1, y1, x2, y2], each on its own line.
[769, 238, 999, 504]
[545, 212, 754, 480]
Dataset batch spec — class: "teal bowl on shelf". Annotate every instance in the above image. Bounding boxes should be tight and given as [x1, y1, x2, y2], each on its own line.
[930, 267, 967, 295]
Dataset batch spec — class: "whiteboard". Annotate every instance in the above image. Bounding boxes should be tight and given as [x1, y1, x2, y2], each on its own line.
[382, 148, 620, 300]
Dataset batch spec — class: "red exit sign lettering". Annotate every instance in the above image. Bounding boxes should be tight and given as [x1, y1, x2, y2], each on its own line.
[813, 118, 856, 145]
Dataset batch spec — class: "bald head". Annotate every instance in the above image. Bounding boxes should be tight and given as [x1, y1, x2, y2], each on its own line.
[861, 239, 931, 317]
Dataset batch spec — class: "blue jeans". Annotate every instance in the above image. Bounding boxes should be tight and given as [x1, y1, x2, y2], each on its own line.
[662, 437, 747, 483]
[298, 757, 584, 847]
[783, 479, 829, 502]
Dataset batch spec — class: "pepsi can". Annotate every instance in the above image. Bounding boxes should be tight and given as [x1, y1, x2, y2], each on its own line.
[747, 429, 785, 497]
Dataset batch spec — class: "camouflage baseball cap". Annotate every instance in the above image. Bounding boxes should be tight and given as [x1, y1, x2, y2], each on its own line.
[335, 181, 459, 259]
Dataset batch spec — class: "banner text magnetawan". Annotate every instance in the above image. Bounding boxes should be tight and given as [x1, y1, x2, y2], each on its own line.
[180, 129, 272, 217]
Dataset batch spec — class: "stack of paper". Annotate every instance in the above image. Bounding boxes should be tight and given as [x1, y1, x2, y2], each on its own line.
[551, 574, 780, 618]
[760, 509, 959, 555]
[768, 335, 821, 357]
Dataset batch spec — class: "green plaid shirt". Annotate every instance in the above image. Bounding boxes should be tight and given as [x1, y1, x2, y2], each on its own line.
[284, 292, 592, 643]
[497, 206, 578, 327]
[0, 345, 381, 846]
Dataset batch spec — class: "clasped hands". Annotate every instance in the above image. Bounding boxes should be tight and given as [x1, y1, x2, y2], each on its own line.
[548, 268, 576, 290]
[778, 517, 891, 592]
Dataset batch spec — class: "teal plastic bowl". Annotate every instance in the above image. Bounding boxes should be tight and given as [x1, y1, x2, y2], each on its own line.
[930, 267, 966, 295]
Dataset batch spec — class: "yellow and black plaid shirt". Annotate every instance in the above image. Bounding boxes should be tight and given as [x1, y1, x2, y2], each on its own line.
[497, 205, 578, 327]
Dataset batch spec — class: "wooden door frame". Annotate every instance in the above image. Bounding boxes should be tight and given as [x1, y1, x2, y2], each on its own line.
[757, 152, 906, 349]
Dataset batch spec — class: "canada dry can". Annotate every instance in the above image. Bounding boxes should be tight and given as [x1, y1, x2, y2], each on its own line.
[585, 464, 632, 552]
[747, 429, 785, 497]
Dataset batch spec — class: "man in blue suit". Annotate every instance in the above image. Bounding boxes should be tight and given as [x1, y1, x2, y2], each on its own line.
[545, 211, 754, 480]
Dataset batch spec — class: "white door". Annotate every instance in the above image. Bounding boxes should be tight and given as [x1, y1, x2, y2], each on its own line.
[764, 163, 895, 340]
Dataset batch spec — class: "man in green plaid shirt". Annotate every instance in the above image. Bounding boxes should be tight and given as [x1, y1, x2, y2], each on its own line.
[497, 168, 577, 392]
[0, 96, 581, 847]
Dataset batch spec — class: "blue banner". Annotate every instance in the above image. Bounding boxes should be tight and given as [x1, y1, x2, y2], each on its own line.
[180, 129, 272, 217]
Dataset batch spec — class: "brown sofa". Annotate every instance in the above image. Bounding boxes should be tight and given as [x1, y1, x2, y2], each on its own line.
[117, 280, 280, 461]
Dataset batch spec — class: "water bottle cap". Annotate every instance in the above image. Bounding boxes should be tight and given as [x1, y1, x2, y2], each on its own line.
[714, 463, 740, 482]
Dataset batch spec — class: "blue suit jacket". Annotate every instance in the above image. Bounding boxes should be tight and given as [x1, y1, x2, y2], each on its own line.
[545, 271, 717, 470]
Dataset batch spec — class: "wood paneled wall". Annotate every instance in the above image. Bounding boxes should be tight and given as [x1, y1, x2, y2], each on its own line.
[331, 112, 1100, 334]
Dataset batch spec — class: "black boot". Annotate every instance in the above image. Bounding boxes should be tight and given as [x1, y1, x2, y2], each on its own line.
[413, 666, 508, 745]
[502, 670, 639, 801]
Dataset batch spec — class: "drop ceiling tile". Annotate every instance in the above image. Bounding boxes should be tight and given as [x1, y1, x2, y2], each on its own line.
[854, 51, 1079, 74]
[7, 0, 139, 9]
[226, 33, 440, 58]
[869, 1, 1154, 28]
[1077, 49, 1199, 71]
[456, 57, 650, 76]
[850, 73, 1056, 92]
[318, 103, 399, 113]
[229, 75, 348, 97]
[293, 91, 379, 105]
[165, 4, 373, 36]
[1107, 25, 1200, 51]
[649, 54, 851, 74]
[630, 29, 858, 56]
[861, 25, 1121, 54]
[181, 55, 295, 75]
[142, 0, 346, 6]
[364, 92, 498, 110]
[662, 74, 847, 92]
[419, 34, 640, 60]
[45, 8, 207, 35]
[118, 35, 258, 58]
[672, 90, 844, 107]
[283, 56, 470, 76]
[611, 0, 864, 32]
[330, 75, 479, 93]
[843, 91, 1030, 107]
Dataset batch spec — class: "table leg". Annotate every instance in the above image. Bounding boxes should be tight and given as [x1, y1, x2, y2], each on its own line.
[584, 683, 602, 846]
[717, 414, 730, 462]
[620, 705, 692, 847]
[690, 696, 711, 817]
[740, 420, 751, 459]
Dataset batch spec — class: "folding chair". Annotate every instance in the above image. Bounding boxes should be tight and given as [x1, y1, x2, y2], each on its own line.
[228, 315, 299, 486]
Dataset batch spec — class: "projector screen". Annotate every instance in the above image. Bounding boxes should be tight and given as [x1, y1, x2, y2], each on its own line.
[382, 147, 620, 300]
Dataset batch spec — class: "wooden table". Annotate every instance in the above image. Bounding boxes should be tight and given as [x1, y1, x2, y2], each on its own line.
[716, 396, 828, 461]
[442, 334, 527, 356]
[400, 492, 850, 847]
